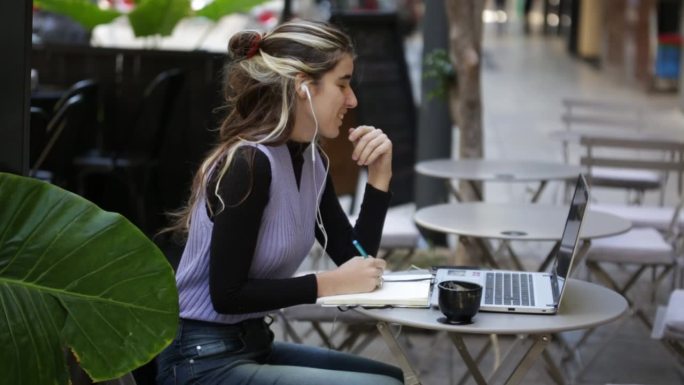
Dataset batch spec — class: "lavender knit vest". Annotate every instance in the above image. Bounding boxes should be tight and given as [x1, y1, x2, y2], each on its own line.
[176, 143, 326, 324]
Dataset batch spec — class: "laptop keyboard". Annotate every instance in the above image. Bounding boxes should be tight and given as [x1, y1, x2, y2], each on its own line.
[484, 272, 535, 306]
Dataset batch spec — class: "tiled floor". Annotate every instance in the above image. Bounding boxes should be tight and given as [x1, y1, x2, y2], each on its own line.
[280, 18, 684, 385]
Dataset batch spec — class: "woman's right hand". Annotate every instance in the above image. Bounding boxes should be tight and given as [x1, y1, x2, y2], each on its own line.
[316, 257, 386, 297]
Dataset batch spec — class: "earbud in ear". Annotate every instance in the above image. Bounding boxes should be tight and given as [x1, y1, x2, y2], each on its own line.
[300, 83, 311, 100]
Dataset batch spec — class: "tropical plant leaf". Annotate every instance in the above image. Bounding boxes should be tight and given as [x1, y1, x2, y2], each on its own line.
[35, 0, 121, 30]
[128, 0, 192, 37]
[195, 0, 269, 22]
[0, 173, 178, 384]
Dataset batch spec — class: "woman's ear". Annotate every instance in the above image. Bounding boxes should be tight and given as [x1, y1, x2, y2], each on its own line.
[295, 74, 312, 99]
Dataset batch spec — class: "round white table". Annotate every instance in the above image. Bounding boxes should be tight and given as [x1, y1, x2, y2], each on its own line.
[414, 202, 632, 271]
[415, 159, 582, 202]
[359, 279, 628, 385]
[414, 203, 631, 241]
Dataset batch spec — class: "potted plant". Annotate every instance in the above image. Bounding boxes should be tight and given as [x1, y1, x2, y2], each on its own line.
[0, 172, 178, 385]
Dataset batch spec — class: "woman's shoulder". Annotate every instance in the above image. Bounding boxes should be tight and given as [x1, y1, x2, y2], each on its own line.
[237, 142, 287, 159]
[233, 144, 272, 172]
[207, 144, 273, 205]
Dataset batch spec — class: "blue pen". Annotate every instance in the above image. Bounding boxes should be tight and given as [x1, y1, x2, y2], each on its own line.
[352, 239, 369, 258]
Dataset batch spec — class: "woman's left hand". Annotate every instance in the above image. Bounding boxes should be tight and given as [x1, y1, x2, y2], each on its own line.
[348, 125, 392, 191]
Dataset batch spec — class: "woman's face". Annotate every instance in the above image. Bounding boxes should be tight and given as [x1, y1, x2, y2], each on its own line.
[292, 54, 358, 141]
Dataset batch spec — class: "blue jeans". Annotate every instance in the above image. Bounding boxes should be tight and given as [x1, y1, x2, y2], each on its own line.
[157, 318, 404, 385]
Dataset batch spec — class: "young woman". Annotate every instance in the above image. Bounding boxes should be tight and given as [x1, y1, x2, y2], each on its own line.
[156, 20, 404, 385]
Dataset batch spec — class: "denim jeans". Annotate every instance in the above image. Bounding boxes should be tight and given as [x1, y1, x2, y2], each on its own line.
[157, 318, 404, 385]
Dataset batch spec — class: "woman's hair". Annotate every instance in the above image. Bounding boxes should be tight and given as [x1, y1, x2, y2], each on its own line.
[164, 20, 355, 236]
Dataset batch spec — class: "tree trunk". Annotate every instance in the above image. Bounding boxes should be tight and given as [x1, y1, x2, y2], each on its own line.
[445, 0, 484, 201]
[444, 1, 484, 265]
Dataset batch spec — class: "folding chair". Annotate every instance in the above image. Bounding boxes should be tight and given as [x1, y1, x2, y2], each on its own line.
[73, 69, 185, 232]
[585, 227, 680, 327]
[556, 138, 684, 379]
[651, 289, 684, 367]
[277, 305, 379, 355]
[559, 98, 646, 166]
[590, 202, 684, 233]
[580, 135, 683, 205]
[29, 106, 50, 180]
[50, 79, 101, 154]
[564, 228, 682, 383]
[586, 197, 684, 329]
[30, 93, 86, 189]
[556, 98, 680, 204]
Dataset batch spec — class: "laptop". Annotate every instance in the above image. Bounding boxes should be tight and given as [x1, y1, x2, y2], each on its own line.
[430, 174, 590, 314]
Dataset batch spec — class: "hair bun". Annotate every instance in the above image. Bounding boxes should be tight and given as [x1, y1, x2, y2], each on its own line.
[228, 30, 263, 60]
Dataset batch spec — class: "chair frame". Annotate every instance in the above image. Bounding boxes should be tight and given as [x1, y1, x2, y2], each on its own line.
[277, 306, 379, 355]
[73, 68, 185, 233]
[566, 139, 684, 376]
[30, 94, 85, 185]
[560, 98, 646, 164]
[580, 135, 684, 204]
[29, 106, 49, 169]
[651, 290, 684, 367]
[560, 98, 679, 204]
[586, 201, 683, 331]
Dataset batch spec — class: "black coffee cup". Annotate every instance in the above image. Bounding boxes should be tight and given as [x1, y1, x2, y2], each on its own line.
[437, 280, 483, 325]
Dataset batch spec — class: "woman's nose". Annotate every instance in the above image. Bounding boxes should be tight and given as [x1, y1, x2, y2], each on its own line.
[346, 88, 358, 108]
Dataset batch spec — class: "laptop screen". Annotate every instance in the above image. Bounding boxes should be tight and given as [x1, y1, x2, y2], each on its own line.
[551, 175, 589, 307]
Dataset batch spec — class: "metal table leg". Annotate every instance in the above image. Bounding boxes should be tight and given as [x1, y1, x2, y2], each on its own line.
[499, 240, 525, 271]
[456, 335, 498, 385]
[446, 180, 484, 202]
[486, 334, 552, 385]
[376, 322, 422, 385]
[448, 333, 489, 385]
[448, 333, 554, 385]
[530, 181, 549, 203]
[377, 324, 553, 385]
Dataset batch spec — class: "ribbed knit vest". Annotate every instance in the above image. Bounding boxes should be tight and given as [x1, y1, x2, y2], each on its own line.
[175, 143, 326, 324]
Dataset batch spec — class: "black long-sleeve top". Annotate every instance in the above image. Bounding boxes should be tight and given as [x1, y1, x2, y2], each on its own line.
[206, 142, 391, 315]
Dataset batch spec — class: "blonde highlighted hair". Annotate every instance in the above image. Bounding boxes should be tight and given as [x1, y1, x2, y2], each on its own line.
[164, 20, 354, 237]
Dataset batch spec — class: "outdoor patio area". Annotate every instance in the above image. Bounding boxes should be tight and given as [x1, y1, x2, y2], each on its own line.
[279, 18, 684, 385]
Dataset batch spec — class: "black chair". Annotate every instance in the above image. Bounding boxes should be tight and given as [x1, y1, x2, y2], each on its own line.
[29, 106, 49, 168]
[73, 68, 185, 232]
[30, 94, 86, 188]
[51, 79, 101, 154]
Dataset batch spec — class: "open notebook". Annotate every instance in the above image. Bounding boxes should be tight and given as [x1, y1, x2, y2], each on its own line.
[316, 276, 431, 308]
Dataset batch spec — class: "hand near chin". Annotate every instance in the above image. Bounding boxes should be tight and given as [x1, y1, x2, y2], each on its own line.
[348, 125, 393, 191]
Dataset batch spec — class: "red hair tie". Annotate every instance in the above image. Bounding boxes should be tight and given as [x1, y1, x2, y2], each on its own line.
[246, 34, 262, 59]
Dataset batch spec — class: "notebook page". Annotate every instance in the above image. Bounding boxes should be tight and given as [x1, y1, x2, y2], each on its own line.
[316, 280, 431, 308]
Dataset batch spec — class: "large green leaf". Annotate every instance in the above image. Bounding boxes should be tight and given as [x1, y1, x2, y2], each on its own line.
[0, 173, 178, 384]
[195, 0, 269, 22]
[35, 0, 121, 31]
[128, 0, 192, 37]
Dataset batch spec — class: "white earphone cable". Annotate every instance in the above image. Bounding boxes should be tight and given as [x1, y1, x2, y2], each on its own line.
[303, 85, 318, 162]
[303, 84, 329, 258]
